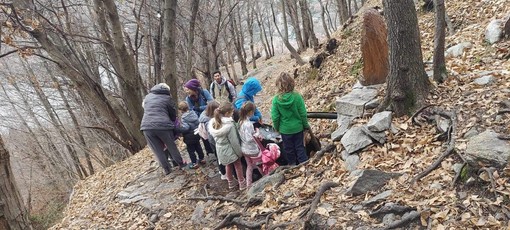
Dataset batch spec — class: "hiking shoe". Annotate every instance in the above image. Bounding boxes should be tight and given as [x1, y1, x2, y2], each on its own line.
[188, 163, 199, 169]
[199, 159, 207, 164]
[238, 179, 247, 190]
[228, 180, 236, 189]
[220, 173, 227, 180]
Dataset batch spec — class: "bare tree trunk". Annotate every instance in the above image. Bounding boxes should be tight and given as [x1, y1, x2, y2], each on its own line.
[0, 135, 33, 230]
[432, 0, 447, 83]
[255, 3, 272, 59]
[230, 6, 248, 75]
[272, 1, 305, 65]
[9, 79, 77, 184]
[0, 83, 62, 191]
[380, 0, 430, 117]
[318, 0, 332, 40]
[226, 40, 238, 82]
[162, 0, 179, 104]
[44, 62, 94, 175]
[336, 0, 349, 24]
[286, 0, 306, 52]
[20, 60, 87, 179]
[300, 0, 318, 48]
[186, 0, 200, 79]
[247, 3, 257, 69]
[200, 28, 211, 80]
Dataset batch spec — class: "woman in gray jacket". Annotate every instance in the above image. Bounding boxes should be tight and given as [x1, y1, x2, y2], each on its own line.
[140, 83, 184, 175]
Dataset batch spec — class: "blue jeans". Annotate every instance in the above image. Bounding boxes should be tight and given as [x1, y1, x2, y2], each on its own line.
[281, 131, 307, 165]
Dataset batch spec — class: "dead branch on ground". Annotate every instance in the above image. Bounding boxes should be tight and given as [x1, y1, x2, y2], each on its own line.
[411, 108, 457, 184]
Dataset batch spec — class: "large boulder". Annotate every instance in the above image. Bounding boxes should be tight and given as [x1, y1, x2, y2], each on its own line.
[360, 9, 388, 86]
[465, 130, 510, 168]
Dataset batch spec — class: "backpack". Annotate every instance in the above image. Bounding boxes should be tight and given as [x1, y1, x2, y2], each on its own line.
[211, 80, 236, 102]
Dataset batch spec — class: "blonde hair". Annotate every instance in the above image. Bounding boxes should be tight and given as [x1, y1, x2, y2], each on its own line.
[239, 101, 256, 126]
[213, 101, 234, 129]
[276, 72, 295, 94]
[178, 101, 188, 112]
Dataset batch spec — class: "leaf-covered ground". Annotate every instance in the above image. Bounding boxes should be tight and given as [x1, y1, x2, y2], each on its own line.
[51, 0, 510, 229]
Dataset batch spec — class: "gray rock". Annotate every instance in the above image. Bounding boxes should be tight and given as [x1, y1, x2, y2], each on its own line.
[382, 213, 396, 225]
[390, 124, 399, 134]
[341, 126, 374, 154]
[465, 130, 510, 168]
[191, 203, 205, 223]
[336, 88, 378, 117]
[365, 98, 380, 109]
[367, 111, 392, 132]
[247, 173, 284, 199]
[445, 42, 472, 57]
[362, 190, 393, 206]
[474, 75, 495, 85]
[346, 170, 401, 196]
[457, 191, 467, 200]
[361, 126, 386, 144]
[327, 218, 337, 227]
[463, 127, 480, 139]
[351, 204, 364, 212]
[429, 183, 443, 190]
[345, 154, 360, 172]
[331, 115, 354, 141]
[437, 117, 451, 133]
[453, 163, 464, 174]
[485, 19, 504, 44]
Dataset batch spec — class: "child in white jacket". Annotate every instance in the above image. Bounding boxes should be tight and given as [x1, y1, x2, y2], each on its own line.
[238, 102, 263, 187]
[208, 102, 246, 190]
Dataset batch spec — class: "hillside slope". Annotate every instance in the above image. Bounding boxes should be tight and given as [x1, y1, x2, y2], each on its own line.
[51, 0, 510, 229]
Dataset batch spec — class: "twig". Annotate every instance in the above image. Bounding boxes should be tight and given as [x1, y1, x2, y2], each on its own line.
[478, 167, 498, 198]
[203, 185, 209, 197]
[187, 196, 245, 205]
[411, 108, 457, 184]
[497, 109, 510, 115]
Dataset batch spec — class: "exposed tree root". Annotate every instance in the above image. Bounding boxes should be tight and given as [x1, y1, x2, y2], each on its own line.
[384, 211, 421, 229]
[410, 104, 434, 126]
[411, 108, 457, 184]
[268, 181, 339, 229]
[187, 196, 246, 205]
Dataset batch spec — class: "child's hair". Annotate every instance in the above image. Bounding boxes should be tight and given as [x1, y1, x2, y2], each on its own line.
[213, 101, 234, 129]
[205, 100, 220, 117]
[239, 101, 256, 126]
[276, 72, 295, 94]
[178, 101, 189, 112]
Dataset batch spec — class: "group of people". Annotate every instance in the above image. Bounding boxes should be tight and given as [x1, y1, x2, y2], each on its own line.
[140, 70, 310, 190]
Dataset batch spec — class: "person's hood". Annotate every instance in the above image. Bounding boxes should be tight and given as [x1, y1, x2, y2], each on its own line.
[208, 117, 234, 138]
[150, 83, 170, 95]
[181, 111, 198, 123]
[240, 77, 262, 97]
[214, 77, 227, 86]
[274, 92, 296, 109]
[198, 111, 211, 123]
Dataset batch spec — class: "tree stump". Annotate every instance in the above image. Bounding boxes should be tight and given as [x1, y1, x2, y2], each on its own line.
[361, 9, 389, 86]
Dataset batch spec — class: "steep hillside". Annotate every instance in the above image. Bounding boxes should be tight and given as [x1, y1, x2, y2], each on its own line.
[51, 0, 510, 229]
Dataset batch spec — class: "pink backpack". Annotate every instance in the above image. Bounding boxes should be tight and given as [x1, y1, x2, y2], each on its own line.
[254, 138, 281, 175]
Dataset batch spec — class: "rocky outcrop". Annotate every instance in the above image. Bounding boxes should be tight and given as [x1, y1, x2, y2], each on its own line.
[360, 9, 388, 86]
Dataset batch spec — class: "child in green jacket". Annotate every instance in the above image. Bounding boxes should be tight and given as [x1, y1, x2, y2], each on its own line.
[271, 73, 310, 165]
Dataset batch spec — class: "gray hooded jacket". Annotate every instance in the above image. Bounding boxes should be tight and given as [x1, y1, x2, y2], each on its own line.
[140, 84, 177, 131]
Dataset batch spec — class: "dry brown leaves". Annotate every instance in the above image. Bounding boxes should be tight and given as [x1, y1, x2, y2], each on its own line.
[52, 0, 510, 229]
